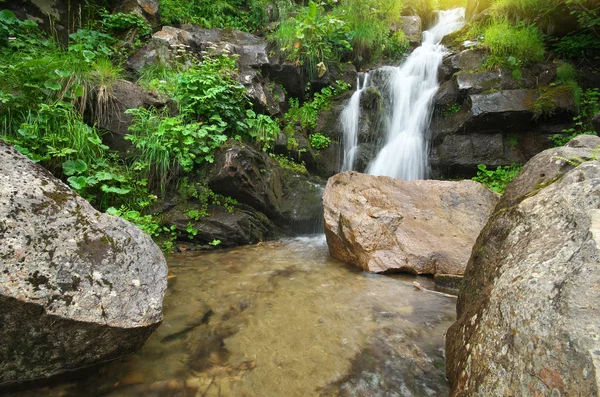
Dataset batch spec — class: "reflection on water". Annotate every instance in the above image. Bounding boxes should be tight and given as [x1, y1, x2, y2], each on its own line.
[8, 236, 456, 397]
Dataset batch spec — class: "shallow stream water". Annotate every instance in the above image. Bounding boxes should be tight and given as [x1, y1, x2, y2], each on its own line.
[9, 236, 456, 397]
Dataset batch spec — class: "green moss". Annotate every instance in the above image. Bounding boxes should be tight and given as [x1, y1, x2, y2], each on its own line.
[534, 85, 575, 117]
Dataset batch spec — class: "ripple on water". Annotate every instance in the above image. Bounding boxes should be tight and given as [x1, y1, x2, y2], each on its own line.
[6, 238, 456, 397]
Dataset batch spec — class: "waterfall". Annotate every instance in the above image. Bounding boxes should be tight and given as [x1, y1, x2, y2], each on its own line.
[339, 8, 465, 180]
[340, 73, 369, 171]
[367, 8, 465, 180]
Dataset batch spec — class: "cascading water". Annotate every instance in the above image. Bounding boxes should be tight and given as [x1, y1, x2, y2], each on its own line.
[367, 8, 465, 180]
[340, 8, 465, 180]
[340, 72, 369, 171]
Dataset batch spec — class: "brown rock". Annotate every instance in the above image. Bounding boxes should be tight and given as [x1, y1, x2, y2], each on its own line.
[323, 171, 499, 275]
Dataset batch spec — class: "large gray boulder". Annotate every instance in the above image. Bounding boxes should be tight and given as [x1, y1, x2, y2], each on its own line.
[446, 135, 600, 396]
[323, 171, 499, 275]
[0, 142, 167, 384]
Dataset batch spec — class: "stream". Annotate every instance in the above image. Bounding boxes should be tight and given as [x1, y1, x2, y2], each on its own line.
[8, 236, 456, 397]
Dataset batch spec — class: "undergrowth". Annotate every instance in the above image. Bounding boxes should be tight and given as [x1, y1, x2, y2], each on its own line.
[472, 164, 522, 194]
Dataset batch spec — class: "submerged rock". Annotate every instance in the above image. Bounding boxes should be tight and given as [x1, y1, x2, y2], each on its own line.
[0, 142, 167, 385]
[446, 135, 600, 395]
[323, 171, 499, 275]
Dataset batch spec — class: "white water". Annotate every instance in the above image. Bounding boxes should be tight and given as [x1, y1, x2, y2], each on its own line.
[341, 8, 465, 180]
[340, 73, 369, 171]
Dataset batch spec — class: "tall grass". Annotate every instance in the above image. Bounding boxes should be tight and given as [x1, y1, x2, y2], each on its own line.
[482, 19, 545, 65]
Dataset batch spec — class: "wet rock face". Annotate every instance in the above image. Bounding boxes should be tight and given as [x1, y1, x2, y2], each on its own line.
[161, 203, 276, 248]
[0, 142, 167, 385]
[446, 135, 600, 396]
[116, 0, 160, 29]
[206, 142, 325, 234]
[323, 171, 499, 275]
[95, 79, 168, 152]
[431, 46, 570, 179]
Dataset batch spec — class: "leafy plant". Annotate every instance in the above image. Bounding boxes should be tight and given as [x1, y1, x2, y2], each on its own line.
[309, 132, 331, 150]
[269, 153, 308, 174]
[283, 81, 350, 134]
[442, 104, 461, 117]
[246, 112, 281, 151]
[125, 107, 228, 192]
[159, 0, 266, 32]
[472, 164, 522, 194]
[273, 1, 352, 79]
[384, 31, 410, 60]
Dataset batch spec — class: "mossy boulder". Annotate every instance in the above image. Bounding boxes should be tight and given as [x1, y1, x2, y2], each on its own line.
[0, 141, 167, 385]
[446, 135, 600, 395]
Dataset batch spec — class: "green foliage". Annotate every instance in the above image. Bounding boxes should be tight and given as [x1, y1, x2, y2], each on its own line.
[69, 29, 117, 59]
[482, 20, 545, 66]
[125, 107, 228, 192]
[3, 102, 105, 169]
[102, 11, 151, 38]
[175, 56, 251, 136]
[490, 0, 563, 32]
[107, 206, 177, 252]
[384, 31, 410, 60]
[333, 0, 403, 64]
[556, 62, 578, 83]
[442, 104, 461, 117]
[551, 88, 600, 146]
[246, 112, 281, 151]
[472, 164, 522, 194]
[274, 1, 352, 79]
[553, 0, 600, 58]
[283, 81, 350, 134]
[269, 153, 309, 174]
[159, 0, 266, 32]
[309, 132, 331, 150]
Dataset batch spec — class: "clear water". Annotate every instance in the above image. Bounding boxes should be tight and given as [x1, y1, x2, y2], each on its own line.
[7, 237, 456, 397]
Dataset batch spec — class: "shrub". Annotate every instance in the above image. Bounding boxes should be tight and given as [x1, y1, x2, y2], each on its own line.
[283, 80, 350, 133]
[273, 1, 352, 79]
[125, 108, 228, 192]
[309, 132, 331, 150]
[472, 164, 522, 194]
[384, 31, 410, 60]
[159, 0, 266, 32]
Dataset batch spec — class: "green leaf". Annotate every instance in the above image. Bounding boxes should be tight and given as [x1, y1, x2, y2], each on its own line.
[54, 69, 70, 78]
[67, 176, 88, 190]
[82, 50, 96, 61]
[95, 171, 115, 181]
[72, 84, 84, 97]
[0, 10, 18, 23]
[101, 185, 131, 195]
[62, 159, 88, 176]
[106, 207, 121, 216]
[44, 81, 62, 91]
